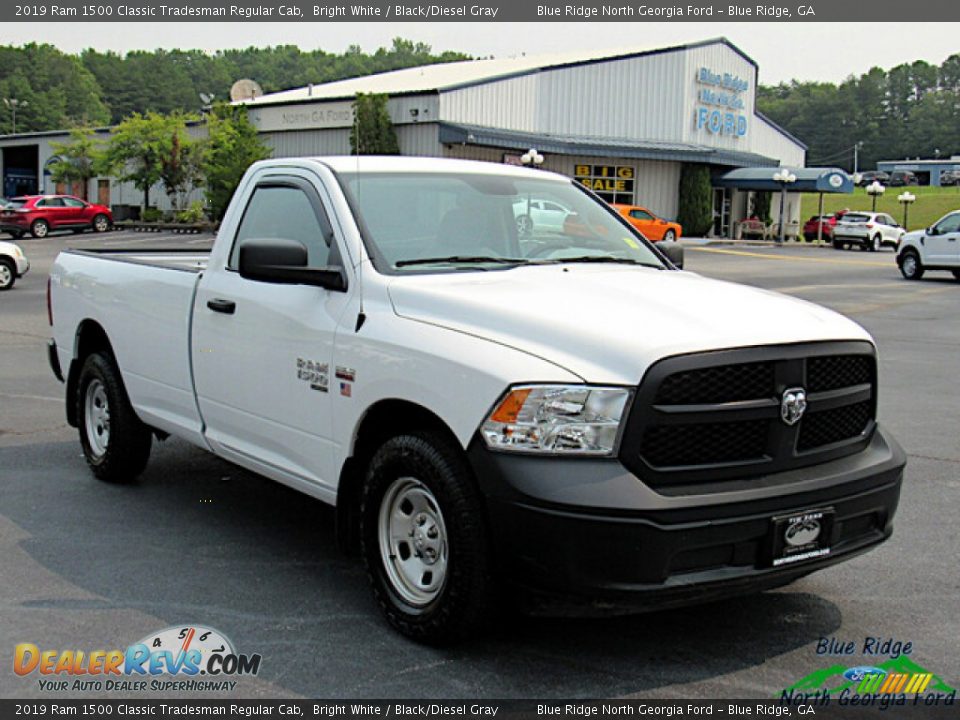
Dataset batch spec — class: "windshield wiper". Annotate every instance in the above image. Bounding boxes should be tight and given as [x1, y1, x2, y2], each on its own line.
[395, 255, 534, 268]
[552, 255, 664, 269]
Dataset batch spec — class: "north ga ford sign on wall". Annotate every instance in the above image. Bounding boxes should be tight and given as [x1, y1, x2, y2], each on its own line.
[694, 67, 748, 139]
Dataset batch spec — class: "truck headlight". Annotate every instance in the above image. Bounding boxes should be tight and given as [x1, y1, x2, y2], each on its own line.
[481, 385, 631, 455]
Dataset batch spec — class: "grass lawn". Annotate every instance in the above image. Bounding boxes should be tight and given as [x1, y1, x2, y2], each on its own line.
[801, 185, 960, 232]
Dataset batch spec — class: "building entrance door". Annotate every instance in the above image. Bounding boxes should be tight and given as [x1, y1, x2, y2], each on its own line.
[712, 187, 731, 237]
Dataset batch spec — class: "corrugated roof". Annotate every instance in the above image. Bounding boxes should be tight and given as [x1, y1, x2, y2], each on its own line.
[243, 38, 753, 106]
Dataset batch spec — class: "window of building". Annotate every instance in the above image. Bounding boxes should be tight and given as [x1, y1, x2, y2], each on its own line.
[573, 164, 635, 205]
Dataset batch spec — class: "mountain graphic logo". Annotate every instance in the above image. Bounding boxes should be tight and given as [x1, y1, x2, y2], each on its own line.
[781, 656, 956, 697]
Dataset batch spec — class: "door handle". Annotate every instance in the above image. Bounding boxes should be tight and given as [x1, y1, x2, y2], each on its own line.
[206, 298, 236, 314]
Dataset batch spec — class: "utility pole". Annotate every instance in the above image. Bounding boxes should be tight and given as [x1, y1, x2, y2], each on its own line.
[2, 98, 28, 134]
[853, 141, 863, 175]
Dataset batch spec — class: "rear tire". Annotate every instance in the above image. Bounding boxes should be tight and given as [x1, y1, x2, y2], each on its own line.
[899, 249, 924, 280]
[0, 258, 15, 290]
[8, 230, 23, 240]
[869, 235, 881, 252]
[30, 219, 49, 239]
[360, 431, 493, 644]
[76, 352, 152, 483]
[952, 270, 960, 281]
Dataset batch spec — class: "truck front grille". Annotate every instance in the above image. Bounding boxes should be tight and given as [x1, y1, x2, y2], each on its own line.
[619, 343, 877, 490]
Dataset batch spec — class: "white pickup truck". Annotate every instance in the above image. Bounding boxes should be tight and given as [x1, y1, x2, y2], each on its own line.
[49, 157, 905, 643]
[896, 210, 960, 280]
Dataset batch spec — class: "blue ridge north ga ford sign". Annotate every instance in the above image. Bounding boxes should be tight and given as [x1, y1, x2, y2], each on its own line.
[694, 67, 749, 139]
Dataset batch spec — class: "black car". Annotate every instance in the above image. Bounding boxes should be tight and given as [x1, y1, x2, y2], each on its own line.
[888, 170, 919, 187]
[857, 171, 890, 187]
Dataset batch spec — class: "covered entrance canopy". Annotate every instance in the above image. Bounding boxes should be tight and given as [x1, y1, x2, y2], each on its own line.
[713, 166, 855, 193]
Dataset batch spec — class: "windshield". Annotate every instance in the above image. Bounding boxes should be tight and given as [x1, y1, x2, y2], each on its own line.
[342, 172, 666, 273]
[842, 213, 871, 223]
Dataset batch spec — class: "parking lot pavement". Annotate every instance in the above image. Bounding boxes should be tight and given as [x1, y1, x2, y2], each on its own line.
[1, 233, 958, 699]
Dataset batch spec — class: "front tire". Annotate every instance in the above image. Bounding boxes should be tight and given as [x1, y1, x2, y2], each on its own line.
[662, 229, 676, 243]
[76, 352, 152, 482]
[0, 258, 15, 290]
[92, 214, 110, 233]
[30, 219, 49, 239]
[899, 249, 924, 280]
[360, 432, 493, 644]
[516, 214, 533, 235]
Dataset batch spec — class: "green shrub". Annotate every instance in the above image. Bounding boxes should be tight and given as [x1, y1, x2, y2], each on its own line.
[175, 200, 206, 224]
[677, 163, 713, 236]
[142, 207, 162, 223]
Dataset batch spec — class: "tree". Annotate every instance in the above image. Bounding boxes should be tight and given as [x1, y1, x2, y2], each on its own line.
[158, 121, 203, 211]
[49, 129, 103, 201]
[100, 112, 181, 209]
[751, 191, 772, 224]
[349, 93, 400, 155]
[202, 104, 272, 220]
[677, 164, 713, 236]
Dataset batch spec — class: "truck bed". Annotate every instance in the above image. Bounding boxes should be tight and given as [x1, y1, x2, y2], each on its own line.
[64, 247, 210, 273]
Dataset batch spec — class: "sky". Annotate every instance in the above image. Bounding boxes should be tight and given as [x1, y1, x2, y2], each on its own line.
[1, 22, 957, 85]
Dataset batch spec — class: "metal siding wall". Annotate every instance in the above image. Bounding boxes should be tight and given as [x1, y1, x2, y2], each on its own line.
[536, 53, 689, 142]
[752, 117, 805, 167]
[262, 128, 353, 157]
[440, 74, 538, 131]
[396, 123, 442, 156]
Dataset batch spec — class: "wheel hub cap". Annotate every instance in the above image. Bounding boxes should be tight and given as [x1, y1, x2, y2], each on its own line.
[378, 477, 448, 606]
[84, 379, 111, 458]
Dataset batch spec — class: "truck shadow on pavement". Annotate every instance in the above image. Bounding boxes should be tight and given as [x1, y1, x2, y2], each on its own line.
[4, 438, 842, 698]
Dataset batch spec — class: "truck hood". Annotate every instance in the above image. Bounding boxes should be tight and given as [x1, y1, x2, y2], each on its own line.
[386, 265, 872, 384]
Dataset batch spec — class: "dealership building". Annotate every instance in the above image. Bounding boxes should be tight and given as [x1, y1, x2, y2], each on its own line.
[0, 38, 818, 235]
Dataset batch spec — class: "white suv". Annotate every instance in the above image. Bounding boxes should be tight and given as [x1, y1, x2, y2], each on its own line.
[897, 210, 960, 280]
[833, 211, 904, 252]
[0, 240, 29, 290]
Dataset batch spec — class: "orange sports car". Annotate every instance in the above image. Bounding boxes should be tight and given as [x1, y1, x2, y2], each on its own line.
[612, 204, 682, 242]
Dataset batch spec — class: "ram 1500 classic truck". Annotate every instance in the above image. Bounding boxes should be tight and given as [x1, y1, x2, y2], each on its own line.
[48, 157, 906, 643]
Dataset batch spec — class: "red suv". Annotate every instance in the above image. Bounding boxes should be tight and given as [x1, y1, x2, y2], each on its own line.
[1, 195, 112, 239]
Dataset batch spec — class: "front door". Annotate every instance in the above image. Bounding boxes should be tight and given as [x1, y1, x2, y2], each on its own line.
[924, 212, 960, 265]
[192, 171, 351, 493]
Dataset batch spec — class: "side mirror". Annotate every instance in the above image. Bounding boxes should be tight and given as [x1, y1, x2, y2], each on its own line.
[660, 240, 684, 269]
[926, 226, 938, 236]
[238, 239, 347, 291]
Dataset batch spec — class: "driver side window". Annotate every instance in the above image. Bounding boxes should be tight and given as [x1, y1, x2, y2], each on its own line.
[229, 184, 332, 269]
[934, 213, 960, 234]
[630, 209, 654, 220]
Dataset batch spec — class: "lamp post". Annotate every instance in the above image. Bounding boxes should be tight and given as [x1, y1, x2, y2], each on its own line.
[866, 180, 886, 212]
[3, 98, 28, 134]
[897, 191, 916, 230]
[520, 148, 544, 170]
[773, 168, 797, 244]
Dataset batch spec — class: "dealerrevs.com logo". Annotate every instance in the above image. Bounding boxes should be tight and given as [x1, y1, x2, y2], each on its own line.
[14, 625, 261, 693]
